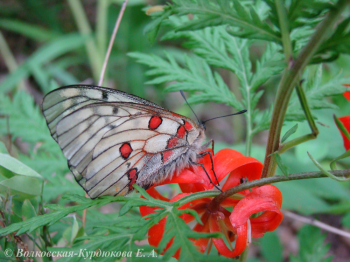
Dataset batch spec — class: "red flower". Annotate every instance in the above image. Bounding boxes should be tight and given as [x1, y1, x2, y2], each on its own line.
[139, 149, 283, 258]
[335, 87, 350, 150]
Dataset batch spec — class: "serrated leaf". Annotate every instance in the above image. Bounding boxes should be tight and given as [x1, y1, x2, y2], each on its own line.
[290, 225, 332, 262]
[144, 9, 172, 44]
[286, 65, 350, 122]
[171, 0, 281, 43]
[128, 51, 242, 110]
[0, 195, 127, 236]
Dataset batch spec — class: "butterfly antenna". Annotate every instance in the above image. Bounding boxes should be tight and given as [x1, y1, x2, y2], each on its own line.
[202, 110, 247, 124]
[180, 90, 201, 124]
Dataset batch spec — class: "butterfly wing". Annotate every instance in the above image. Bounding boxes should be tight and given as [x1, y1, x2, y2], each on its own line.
[42, 85, 165, 141]
[42, 85, 201, 198]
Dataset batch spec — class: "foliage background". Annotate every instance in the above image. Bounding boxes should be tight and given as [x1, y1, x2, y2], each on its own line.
[0, 0, 350, 261]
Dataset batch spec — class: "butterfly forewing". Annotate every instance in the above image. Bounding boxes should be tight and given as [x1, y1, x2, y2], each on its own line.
[42, 85, 165, 140]
[42, 85, 203, 198]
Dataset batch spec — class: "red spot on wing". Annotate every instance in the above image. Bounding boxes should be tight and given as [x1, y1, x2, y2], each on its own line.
[149, 116, 162, 130]
[163, 150, 174, 162]
[168, 137, 179, 148]
[176, 125, 186, 138]
[120, 143, 132, 159]
[184, 120, 193, 130]
[127, 168, 138, 190]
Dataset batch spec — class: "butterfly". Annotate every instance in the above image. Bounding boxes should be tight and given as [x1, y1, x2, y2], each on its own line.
[42, 85, 220, 198]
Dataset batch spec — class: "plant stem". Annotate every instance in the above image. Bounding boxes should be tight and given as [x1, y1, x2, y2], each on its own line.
[278, 133, 315, 154]
[96, 0, 109, 57]
[330, 150, 350, 170]
[261, 0, 348, 178]
[278, 82, 319, 153]
[0, 32, 25, 91]
[295, 83, 318, 133]
[275, 0, 292, 61]
[67, 0, 102, 82]
[204, 169, 350, 209]
[98, 0, 128, 86]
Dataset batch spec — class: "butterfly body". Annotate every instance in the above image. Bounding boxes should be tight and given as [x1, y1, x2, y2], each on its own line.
[43, 85, 207, 198]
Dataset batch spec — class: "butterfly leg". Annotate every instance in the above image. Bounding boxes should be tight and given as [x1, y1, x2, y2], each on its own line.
[190, 160, 222, 192]
[198, 150, 220, 186]
[210, 139, 215, 153]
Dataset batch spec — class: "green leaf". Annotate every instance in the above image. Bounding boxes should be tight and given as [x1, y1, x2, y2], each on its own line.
[171, 0, 281, 42]
[0, 153, 42, 179]
[0, 33, 88, 93]
[0, 18, 61, 42]
[144, 9, 172, 44]
[0, 195, 127, 236]
[260, 231, 283, 262]
[281, 124, 298, 143]
[286, 65, 350, 121]
[315, 17, 350, 63]
[159, 210, 219, 261]
[290, 225, 332, 262]
[129, 51, 242, 110]
[274, 153, 289, 177]
[70, 215, 79, 244]
[342, 211, 350, 229]
[0, 142, 8, 154]
[0, 175, 42, 200]
[277, 182, 330, 215]
[22, 199, 37, 221]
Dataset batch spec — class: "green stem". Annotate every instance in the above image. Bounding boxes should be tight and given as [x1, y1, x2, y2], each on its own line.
[261, 0, 348, 178]
[275, 0, 292, 61]
[334, 114, 350, 141]
[330, 150, 350, 170]
[239, 247, 249, 262]
[0, 31, 25, 90]
[278, 82, 319, 153]
[67, 0, 102, 82]
[308, 152, 350, 181]
[180, 169, 350, 207]
[279, 133, 315, 154]
[295, 82, 319, 133]
[96, 0, 109, 56]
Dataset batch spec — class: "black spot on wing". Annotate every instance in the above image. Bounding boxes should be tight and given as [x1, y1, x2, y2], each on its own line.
[113, 107, 119, 114]
[102, 90, 108, 100]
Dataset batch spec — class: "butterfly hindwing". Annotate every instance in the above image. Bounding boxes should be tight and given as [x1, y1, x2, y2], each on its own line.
[43, 86, 201, 198]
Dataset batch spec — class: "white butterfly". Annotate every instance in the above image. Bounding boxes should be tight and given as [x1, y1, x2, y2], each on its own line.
[42, 85, 217, 198]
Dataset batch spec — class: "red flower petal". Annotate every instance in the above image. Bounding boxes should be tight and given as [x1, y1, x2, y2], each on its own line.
[338, 116, 350, 150]
[151, 149, 262, 193]
[344, 91, 350, 101]
[222, 156, 263, 192]
[209, 215, 247, 257]
[229, 185, 283, 238]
